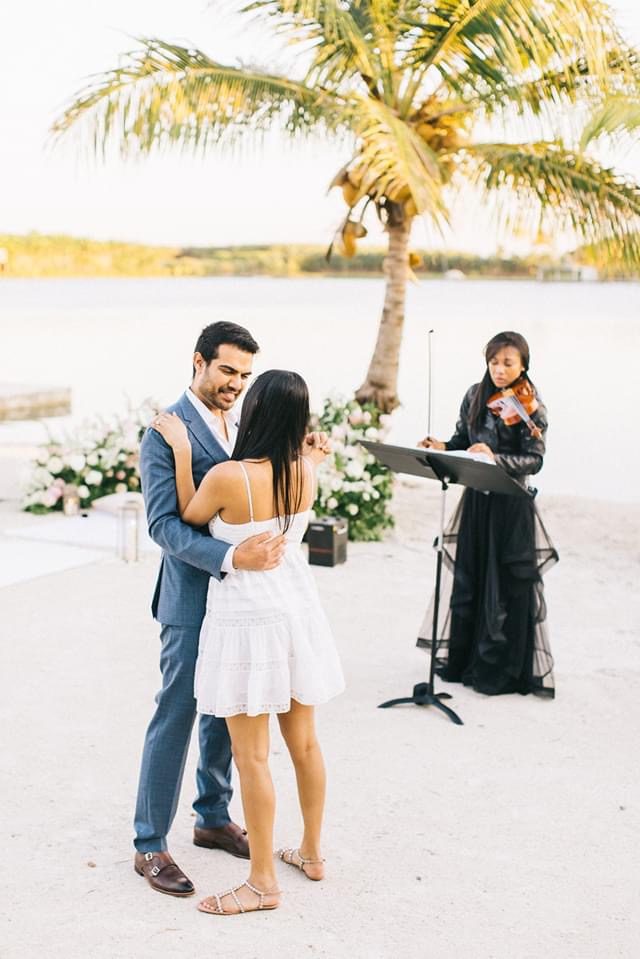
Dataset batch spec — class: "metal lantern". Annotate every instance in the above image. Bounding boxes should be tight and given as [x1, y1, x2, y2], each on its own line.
[117, 498, 141, 563]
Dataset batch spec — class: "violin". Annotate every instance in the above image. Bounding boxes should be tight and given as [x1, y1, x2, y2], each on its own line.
[486, 376, 542, 440]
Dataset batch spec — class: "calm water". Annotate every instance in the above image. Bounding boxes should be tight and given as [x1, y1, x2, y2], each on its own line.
[1, 276, 638, 501]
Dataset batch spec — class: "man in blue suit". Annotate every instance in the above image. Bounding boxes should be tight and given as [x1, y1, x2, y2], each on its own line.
[134, 321, 286, 897]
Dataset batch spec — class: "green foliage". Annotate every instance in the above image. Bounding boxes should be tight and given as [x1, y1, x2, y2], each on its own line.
[0, 233, 195, 277]
[311, 396, 394, 541]
[0, 233, 589, 278]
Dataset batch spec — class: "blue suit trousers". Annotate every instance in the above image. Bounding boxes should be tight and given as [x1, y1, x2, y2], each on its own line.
[133, 624, 232, 852]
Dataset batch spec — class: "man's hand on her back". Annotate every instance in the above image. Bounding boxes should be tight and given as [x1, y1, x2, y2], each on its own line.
[233, 532, 286, 571]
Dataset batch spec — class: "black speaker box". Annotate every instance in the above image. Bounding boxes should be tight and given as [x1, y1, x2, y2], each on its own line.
[307, 517, 348, 566]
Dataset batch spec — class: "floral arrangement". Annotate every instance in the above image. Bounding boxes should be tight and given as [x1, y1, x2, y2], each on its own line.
[23, 394, 395, 539]
[23, 401, 158, 513]
[311, 395, 394, 541]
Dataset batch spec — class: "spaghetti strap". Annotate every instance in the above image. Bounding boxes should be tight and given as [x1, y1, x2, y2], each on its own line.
[237, 462, 255, 525]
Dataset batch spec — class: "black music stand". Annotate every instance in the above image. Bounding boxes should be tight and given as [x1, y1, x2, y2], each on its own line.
[360, 441, 529, 725]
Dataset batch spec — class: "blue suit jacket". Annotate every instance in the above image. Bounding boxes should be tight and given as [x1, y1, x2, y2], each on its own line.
[140, 392, 231, 626]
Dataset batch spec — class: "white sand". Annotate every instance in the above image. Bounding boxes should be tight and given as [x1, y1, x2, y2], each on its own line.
[0, 478, 638, 959]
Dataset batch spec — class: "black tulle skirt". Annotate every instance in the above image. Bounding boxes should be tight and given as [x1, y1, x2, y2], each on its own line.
[417, 489, 558, 697]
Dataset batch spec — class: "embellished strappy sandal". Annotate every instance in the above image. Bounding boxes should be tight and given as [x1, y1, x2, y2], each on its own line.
[277, 847, 325, 881]
[197, 880, 281, 916]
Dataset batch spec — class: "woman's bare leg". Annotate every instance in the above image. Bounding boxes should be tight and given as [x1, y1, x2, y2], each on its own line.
[277, 700, 326, 880]
[199, 712, 280, 913]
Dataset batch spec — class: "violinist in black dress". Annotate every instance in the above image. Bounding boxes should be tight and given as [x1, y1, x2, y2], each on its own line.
[418, 331, 557, 697]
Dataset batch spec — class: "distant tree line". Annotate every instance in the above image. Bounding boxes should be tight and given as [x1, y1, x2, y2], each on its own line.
[0, 233, 637, 280]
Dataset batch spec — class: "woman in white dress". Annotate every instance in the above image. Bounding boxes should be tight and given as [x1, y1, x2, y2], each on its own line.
[152, 370, 345, 916]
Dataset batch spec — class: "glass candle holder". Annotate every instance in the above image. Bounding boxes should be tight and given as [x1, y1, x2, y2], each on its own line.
[117, 498, 141, 563]
[62, 483, 80, 516]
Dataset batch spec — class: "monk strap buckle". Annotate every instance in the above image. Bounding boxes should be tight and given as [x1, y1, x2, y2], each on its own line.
[144, 852, 161, 877]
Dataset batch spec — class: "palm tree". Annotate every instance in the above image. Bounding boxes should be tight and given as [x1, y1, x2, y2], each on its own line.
[54, 1, 640, 411]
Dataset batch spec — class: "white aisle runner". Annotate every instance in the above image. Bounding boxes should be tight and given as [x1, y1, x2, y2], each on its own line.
[1, 510, 158, 588]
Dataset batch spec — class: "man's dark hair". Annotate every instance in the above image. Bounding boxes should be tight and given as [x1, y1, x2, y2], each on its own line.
[192, 322, 259, 376]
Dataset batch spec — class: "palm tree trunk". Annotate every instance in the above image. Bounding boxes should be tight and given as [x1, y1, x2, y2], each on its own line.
[355, 214, 412, 413]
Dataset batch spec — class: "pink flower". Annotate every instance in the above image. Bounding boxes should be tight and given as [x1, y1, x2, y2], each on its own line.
[43, 486, 62, 507]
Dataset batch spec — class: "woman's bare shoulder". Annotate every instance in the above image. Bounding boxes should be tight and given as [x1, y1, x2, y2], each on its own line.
[205, 460, 244, 485]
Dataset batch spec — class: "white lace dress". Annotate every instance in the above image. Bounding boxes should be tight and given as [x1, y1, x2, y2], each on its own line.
[194, 462, 345, 717]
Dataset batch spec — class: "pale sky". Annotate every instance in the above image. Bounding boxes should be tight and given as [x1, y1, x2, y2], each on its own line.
[2, 0, 640, 252]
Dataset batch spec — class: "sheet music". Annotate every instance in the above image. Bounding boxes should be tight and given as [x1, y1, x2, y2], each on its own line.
[412, 447, 496, 466]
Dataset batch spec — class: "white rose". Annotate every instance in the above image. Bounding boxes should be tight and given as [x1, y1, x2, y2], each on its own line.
[330, 477, 343, 492]
[331, 425, 346, 440]
[42, 489, 59, 508]
[346, 460, 365, 479]
[47, 455, 64, 473]
[78, 485, 90, 499]
[34, 468, 54, 487]
[86, 452, 99, 467]
[346, 503, 359, 516]
[362, 411, 372, 424]
[115, 482, 128, 494]
[365, 427, 379, 439]
[327, 497, 338, 510]
[85, 469, 103, 486]
[348, 410, 364, 426]
[372, 474, 385, 486]
[372, 490, 380, 499]
[363, 493, 371, 501]
[67, 453, 86, 472]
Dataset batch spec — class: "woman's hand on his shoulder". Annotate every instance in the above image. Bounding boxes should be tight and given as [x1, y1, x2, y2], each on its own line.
[150, 412, 190, 452]
[303, 431, 332, 461]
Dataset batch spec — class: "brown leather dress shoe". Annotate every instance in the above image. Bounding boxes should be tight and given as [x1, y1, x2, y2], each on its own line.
[193, 823, 250, 859]
[134, 851, 195, 897]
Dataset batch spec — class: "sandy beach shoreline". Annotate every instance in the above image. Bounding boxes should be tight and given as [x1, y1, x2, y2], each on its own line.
[0, 476, 638, 958]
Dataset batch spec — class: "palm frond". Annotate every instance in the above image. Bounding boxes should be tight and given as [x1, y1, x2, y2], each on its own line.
[463, 139, 640, 264]
[405, 1, 631, 107]
[580, 95, 640, 150]
[242, 1, 380, 87]
[344, 94, 448, 222]
[52, 39, 351, 156]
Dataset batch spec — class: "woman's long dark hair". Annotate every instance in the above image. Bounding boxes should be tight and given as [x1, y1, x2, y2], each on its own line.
[468, 331, 535, 430]
[232, 370, 310, 530]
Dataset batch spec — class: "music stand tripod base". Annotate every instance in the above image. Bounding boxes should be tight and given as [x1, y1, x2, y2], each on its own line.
[379, 682, 463, 724]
